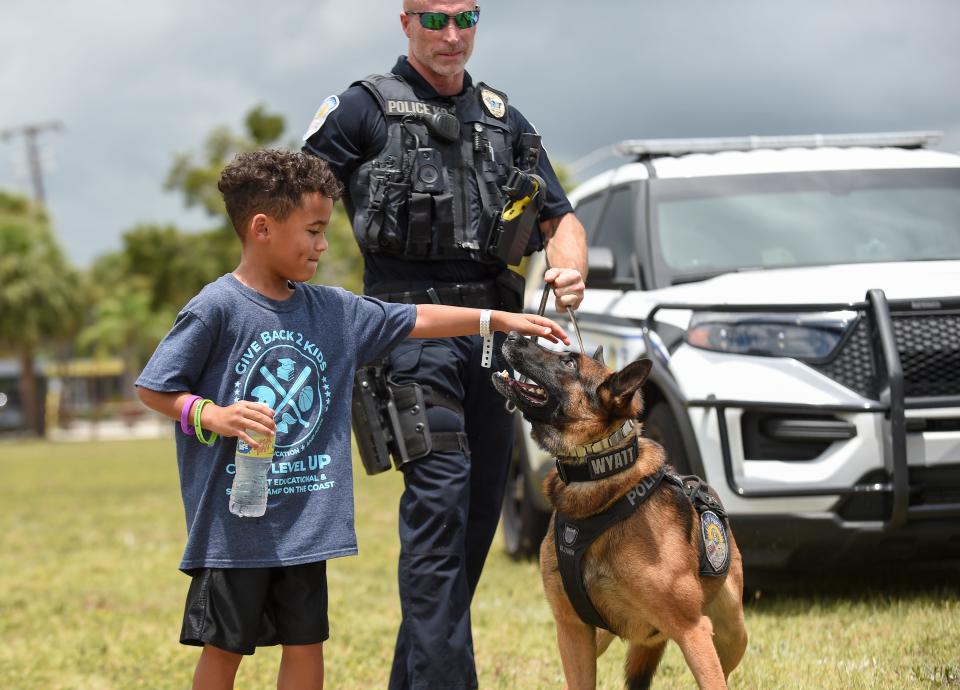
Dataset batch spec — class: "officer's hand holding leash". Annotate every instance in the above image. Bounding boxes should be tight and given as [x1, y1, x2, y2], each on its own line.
[544, 267, 585, 312]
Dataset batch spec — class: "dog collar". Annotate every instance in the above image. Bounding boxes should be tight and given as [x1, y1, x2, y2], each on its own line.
[569, 419, 637, 458]
[555, 420, 639, 484]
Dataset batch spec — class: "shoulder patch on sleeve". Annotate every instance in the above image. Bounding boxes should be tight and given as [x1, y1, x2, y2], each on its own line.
[301, 95, 340, 141]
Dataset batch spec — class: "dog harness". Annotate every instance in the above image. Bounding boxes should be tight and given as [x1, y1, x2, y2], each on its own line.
[554, 450, 731, 632]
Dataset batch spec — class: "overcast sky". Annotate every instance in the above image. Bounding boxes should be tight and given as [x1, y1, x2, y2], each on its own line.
[3, 0, 959, 267]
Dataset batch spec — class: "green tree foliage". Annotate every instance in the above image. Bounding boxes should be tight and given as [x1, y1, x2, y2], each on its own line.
[0, 190, 84, 434]
[89, 224, 237, 314]
[79, 104, 364, 389]
[165, 104, 286, 220]
[162, 103, 362, 293]
[77, 283, 172, 393]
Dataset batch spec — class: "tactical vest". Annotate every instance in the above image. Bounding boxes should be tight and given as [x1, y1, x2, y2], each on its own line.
[348, 73, 540, 263]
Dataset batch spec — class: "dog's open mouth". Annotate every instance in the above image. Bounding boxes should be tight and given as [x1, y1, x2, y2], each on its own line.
[494, 370, 550, 407]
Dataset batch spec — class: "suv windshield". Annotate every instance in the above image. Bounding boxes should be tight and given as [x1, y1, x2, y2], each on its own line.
[650, 168, 960, 284]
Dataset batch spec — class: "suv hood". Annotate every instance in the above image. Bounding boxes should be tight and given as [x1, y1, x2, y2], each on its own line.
[608, 260, 960, 318]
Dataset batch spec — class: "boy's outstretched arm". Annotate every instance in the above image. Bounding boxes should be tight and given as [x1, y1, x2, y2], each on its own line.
[410, 305, 570, 344]
[136, 387, 276, 448]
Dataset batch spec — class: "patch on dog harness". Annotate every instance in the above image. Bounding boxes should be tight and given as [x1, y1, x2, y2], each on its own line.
[664, 474, 731, 577]
[700, 510, 730, 574]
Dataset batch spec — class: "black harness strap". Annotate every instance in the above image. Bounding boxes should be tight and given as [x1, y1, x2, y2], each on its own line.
[555, 467, 733, 631]
[554, 466, 666, 632]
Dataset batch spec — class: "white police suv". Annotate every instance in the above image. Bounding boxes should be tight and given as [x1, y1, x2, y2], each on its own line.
[503, 132, 960, 576]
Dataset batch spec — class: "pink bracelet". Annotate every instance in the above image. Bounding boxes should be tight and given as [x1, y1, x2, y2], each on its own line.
[180, 395, 202, 436]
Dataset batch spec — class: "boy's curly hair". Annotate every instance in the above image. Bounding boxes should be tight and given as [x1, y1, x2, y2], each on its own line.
[218, 149, 344, 237]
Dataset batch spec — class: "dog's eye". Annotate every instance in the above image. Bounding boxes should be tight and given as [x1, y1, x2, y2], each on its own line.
[562, 357, 577, 370]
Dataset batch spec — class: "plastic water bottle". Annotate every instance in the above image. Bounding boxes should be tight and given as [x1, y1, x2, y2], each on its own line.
[229, 432, 275, 518]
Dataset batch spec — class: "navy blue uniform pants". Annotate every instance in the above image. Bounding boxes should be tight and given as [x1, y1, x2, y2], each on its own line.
[386, 332, 513, 690]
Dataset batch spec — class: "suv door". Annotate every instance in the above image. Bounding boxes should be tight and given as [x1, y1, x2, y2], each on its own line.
[586, 184, 643, 290]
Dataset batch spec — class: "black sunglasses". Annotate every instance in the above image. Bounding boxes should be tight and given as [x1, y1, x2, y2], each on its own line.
[405, 8, 480, 30]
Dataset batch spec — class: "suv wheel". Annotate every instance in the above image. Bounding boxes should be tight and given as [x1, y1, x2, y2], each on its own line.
[643, 402, 690, 474]
[501, 435, 550, 560]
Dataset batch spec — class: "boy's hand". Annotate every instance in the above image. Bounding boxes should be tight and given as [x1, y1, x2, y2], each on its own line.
[201, 400, 277, 449]
[491, 311, 570, 345]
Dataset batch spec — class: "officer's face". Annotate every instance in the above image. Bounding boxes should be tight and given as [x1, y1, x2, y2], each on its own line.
[401, 1, 477, 80]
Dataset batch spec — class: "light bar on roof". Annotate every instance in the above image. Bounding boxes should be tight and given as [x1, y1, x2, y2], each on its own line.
[614, 131, 943, 158]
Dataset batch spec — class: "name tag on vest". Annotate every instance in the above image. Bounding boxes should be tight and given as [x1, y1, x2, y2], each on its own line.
[385, 100, 451, 116]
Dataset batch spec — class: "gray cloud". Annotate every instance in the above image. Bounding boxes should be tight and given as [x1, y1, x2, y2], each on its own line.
[2, 0, 958, 266]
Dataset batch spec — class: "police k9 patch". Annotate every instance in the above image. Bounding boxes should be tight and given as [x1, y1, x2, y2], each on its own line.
[302, 95, 340, 141]
[700, 510, 730, 574]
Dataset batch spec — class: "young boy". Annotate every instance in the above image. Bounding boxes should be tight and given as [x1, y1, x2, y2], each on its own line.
[135, 149, 568, 690]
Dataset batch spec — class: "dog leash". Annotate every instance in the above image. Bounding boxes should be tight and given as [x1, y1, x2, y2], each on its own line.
[542, 254, 586, 354]
[505, 260, 585, 414]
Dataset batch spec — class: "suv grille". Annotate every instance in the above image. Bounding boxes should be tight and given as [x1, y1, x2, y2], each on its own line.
[812, 311, 960, 400]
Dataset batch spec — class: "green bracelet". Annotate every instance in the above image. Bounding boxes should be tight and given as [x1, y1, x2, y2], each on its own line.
[193, 398, 219, 446]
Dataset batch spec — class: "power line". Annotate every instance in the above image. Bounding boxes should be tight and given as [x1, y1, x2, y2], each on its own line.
[0, 121, 64, 206]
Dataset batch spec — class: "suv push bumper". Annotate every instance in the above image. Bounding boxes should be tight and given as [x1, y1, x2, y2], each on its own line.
[647, 289, 960, 530]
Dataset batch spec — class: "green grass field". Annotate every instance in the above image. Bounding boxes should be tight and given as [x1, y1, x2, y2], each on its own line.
[1, 438, 958, 689]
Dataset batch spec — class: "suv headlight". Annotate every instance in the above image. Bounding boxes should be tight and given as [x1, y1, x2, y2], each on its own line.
[685, 310, 857, 360]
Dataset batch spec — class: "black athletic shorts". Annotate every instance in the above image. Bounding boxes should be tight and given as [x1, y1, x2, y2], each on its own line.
[180, 561, 329, 655]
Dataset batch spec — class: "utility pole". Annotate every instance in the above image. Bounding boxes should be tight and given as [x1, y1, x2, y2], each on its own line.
[0, 120, 63, 206]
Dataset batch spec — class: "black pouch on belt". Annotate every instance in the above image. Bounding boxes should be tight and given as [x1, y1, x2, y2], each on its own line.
[378, 182, 410, 252]
[494, 269, 526, 312]
[388, 380, 432, 465]
[434, 193, 455, 252]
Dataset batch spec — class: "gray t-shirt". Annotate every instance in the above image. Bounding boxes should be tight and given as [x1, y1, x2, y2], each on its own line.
[136, 274, 416, 570]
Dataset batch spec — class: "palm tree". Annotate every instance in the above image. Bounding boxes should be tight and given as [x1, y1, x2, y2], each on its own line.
[0, 191, 82, 434]
[76, 281, 173, 394]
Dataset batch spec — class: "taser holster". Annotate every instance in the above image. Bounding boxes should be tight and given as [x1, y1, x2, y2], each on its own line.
[485, 132, 545, 266]
[352, 362, 431, 475]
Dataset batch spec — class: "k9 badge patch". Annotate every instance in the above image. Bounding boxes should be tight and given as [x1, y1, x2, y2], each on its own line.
[302, 95, 340, 141]
[700, 510, 730, 574]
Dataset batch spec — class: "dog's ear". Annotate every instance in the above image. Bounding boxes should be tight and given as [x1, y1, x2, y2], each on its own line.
[598, 358, 652, 412]
[592, 345, 605, 365]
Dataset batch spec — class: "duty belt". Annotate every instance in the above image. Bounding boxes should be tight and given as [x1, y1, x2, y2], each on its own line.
[371, 281, 499, 308]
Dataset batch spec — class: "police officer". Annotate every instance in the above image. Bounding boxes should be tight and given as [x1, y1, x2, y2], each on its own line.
[302, 3, 586, 688]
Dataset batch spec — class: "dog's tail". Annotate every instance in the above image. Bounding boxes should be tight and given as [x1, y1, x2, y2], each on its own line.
[624, 641, 666, 690]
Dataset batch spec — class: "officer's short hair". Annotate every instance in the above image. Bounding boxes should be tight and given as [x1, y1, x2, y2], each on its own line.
[218, 149, 343, 237]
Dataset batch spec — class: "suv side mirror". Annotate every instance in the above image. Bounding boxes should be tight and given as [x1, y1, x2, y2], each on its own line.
[587, 247, 638, 289]
[587, 247, 615, 283]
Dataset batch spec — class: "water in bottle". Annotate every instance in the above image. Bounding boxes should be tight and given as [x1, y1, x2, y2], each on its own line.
[229, 431, 275, 518]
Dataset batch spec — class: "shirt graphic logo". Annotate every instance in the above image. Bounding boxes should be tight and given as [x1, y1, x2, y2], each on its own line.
[240, 343, 331, 455]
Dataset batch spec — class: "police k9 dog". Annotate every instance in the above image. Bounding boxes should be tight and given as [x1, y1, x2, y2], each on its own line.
[492, 332, 747, 690]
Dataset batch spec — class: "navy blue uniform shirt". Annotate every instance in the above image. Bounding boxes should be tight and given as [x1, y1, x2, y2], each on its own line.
[303, 56, 572, 291]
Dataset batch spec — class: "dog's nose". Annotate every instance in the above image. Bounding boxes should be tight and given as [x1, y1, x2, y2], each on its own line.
[506, 331, 521, 343]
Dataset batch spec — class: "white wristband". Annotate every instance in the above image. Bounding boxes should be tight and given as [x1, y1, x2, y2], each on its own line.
[480, 309, 493, 368]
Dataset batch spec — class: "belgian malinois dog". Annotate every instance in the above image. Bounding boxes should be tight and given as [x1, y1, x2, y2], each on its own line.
[492, 333, 747, 690]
